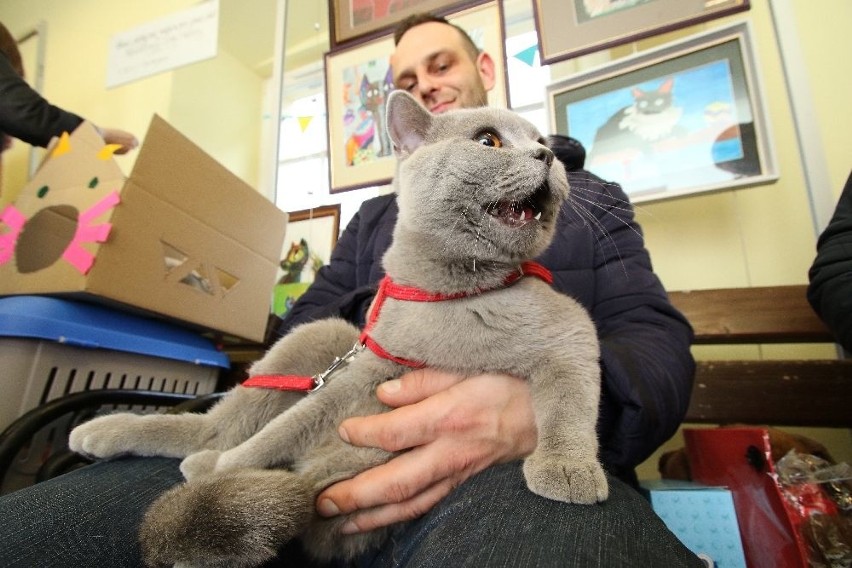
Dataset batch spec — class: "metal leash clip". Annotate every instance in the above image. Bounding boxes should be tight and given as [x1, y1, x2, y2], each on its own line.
[310, 342, 365, 392]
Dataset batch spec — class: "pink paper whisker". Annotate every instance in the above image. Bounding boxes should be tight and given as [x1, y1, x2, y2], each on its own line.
[0, 205, 27, 265]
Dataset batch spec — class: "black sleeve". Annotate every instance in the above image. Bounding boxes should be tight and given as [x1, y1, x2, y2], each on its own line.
[808, 171, 852, 352]
[0, 52, 83, 147]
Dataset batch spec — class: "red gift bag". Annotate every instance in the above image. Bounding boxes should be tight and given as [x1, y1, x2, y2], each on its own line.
[683, 427, 834, 568]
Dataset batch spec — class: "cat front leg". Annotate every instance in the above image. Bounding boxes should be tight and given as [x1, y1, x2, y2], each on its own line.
[522, 359, 608, 505]
[69, 412, 209, 460]
[69, 318, 361, 463]
[68, 387, 301, 461]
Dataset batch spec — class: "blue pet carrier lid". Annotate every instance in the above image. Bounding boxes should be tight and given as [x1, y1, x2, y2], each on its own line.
[0, 296, 230, 368]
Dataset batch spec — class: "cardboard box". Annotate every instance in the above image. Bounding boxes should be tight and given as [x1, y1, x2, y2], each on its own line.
[641, 480, 747, 568]
[0, 116, 287, 342]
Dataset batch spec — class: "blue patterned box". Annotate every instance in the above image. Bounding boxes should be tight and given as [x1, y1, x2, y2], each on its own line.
[640, 480, 747, 568]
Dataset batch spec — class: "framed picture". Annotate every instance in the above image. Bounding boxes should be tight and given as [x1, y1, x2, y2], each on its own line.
[273, 204, 341, 317]
[325, 1, 508, 193]
[546, 23, 776, 203]
[533, 0, 750, 64]
[329, 0, 487, 49]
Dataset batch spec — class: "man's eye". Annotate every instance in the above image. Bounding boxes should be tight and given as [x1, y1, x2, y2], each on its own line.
[475, 131, 502, 148]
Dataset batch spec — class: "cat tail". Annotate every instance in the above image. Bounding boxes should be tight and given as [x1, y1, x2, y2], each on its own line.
[139, 468, 314, 568]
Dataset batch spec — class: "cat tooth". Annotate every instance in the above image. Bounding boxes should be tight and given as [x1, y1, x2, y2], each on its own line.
[518, 210, 527, 221]
[534, 211, 542, 220]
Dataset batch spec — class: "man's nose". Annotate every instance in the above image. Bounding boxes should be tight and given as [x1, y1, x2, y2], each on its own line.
[416, 74, 437, 99]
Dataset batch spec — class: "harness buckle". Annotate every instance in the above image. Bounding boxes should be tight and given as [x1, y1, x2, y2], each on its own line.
[310, 342, 365, 392]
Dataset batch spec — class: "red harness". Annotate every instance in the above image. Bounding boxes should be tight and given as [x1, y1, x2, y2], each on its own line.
[243, 261, 553, 391]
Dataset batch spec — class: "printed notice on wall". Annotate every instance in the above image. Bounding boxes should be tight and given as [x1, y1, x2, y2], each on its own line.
[106, 0, 219, 89]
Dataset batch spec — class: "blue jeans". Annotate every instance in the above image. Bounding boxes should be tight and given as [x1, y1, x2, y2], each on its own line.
[0, 458, 701, 567]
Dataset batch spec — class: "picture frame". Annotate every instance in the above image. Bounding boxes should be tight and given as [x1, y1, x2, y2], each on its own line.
[533, 0, 750, 65]
[546, 22, 776, 203]
[273, 204, 341, 317]
[324, 0, 508, 193]
[328, 0, 486, 49]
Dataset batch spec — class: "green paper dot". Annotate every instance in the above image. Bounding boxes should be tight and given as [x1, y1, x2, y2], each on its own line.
[37, 185, 49, 198]
[89, 177, 99, 188]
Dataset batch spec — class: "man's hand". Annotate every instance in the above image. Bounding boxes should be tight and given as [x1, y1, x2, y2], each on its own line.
[315, 369, 537, 534]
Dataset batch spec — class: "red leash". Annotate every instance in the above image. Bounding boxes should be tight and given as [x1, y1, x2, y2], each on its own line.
[243, 261, 553, 391]
[242, 374, 315, 391]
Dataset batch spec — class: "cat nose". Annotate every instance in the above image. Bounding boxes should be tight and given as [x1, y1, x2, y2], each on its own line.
[534, 146, 554, 166]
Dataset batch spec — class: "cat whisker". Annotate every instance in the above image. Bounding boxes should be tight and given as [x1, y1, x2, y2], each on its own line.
[568, 193, 644, 243]
[566, 197, 628, 278]
[568, 185, 637, 217]
[567, 174, 656, 219]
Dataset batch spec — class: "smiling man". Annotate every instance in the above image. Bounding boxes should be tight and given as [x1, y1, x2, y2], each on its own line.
[390, 17, 493, 113]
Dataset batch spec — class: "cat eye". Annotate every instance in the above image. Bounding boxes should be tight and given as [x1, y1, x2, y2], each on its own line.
[475, 131, 502, 148]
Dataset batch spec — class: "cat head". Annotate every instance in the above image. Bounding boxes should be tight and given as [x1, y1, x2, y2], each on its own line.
[385, 90, 568, 269]
[631, 77, 674, 115]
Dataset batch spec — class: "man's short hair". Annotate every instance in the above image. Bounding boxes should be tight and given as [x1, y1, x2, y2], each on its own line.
[393, 13, 480, 61]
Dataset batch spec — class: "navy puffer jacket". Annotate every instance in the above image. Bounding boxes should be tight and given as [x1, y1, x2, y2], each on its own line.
[276, 168, 695, 485]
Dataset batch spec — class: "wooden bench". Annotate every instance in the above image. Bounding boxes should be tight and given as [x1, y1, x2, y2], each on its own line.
[668, 285, 852, 429]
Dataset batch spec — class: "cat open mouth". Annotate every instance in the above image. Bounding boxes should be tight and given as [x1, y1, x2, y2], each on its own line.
[485, 183, 550, 228]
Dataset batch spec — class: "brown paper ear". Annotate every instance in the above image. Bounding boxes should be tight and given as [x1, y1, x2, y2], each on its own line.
[386, 90, 432, 157]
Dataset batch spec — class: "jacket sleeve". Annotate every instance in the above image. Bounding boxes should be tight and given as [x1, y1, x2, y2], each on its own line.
[808, 171, 852, 352]
[0, 53, 83, 147]
[577, 174, 696, 482]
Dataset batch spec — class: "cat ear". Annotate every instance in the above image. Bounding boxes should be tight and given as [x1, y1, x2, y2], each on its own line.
[386, 90, 432, 157]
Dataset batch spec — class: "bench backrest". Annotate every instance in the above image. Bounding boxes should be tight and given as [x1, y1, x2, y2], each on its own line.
[668, 285, 851, 428]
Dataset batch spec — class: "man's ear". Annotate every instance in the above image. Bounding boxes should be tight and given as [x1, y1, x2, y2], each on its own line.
[386, 90, 432, 157]
[476, 51, 496, 92]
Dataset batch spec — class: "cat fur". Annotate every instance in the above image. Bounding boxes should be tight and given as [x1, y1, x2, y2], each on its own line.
[69, 90, 606, 567]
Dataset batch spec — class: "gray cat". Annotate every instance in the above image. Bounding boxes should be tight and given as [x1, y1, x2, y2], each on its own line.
[69, 90, 607, 567]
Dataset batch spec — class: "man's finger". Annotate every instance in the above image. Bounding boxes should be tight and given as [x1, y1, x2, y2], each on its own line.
[339, 404, 441, 452]
[340, 477, 459, 534]
[317, 441, 481, 517]
[317, 447, 439, 516]
[377, 368, 466, 407]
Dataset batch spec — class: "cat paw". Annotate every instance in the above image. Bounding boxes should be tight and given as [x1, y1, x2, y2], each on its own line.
[179, 449, 222, 481]
[68, 413, 142, 458]
[523, 454, 608, 504]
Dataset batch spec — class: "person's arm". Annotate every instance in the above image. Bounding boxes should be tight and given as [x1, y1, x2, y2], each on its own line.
[0, 53, 82, 147]
[808, 171, 852, 352]
[0, 53, 137, 152]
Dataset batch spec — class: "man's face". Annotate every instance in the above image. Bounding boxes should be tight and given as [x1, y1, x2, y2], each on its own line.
[391, 22, 495, 114]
